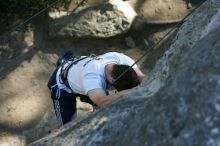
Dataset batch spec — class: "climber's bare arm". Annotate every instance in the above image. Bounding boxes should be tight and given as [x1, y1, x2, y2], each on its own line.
[88, 88, 134, 108]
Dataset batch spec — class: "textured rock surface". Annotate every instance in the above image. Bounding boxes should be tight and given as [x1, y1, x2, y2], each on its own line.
[132, 0, 197, 24]
[29, 0, 220, 145]
[48, 0, 136, 38]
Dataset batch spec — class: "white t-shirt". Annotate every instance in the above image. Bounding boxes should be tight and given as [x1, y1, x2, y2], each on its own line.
[67, 52, 137, 95]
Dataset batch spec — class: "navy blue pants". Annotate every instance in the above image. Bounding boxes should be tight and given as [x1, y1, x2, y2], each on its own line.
[47, 67, 95, 125]
[47, 68, 77, 125]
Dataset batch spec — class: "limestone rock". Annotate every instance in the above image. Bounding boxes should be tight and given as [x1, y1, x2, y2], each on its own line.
[48, 0, 137, 38]
[130, 0, 201, 24]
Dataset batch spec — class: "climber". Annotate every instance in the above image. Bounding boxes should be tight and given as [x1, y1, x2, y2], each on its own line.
[47, 51, 146, 125]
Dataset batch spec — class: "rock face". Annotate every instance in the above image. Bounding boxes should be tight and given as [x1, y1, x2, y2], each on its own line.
[132, 0, 197, 24]
[29, 0, 220, 146]
[48, 0, 137, 38]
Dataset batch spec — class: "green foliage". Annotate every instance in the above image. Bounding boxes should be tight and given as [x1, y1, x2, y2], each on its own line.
[0, 0, 57, 14]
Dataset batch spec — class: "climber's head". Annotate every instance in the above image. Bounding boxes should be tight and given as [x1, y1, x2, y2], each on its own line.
[105, 64, 140, 91]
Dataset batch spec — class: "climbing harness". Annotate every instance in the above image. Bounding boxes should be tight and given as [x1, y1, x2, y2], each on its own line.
[61, 56, 88, 88]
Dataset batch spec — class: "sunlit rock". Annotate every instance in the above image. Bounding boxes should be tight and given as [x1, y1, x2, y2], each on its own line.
[130, 0, 200, 24]
[48, 0, 137, 38]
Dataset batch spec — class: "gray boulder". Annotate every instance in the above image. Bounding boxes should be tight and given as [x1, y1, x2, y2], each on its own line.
[131, 0, 197, 24]
[48, 0, 136, 38]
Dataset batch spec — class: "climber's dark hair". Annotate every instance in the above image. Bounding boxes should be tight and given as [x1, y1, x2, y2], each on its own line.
[111, 64, 140, 91]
